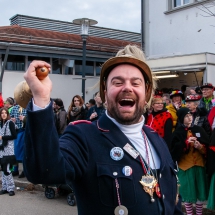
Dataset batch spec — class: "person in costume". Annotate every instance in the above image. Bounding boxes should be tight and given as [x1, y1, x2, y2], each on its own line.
[171, 107, 209, 215]
[10, 104, 27, 178]
[23, 45, 183, 215]
[198, 83, 214, 113]
[166, 90, 185, 131]
[4, 97, 15, 114]
[208, 104, 215, 129]
[185, 94, 211, 137]
[0, 107, 17, 196]
[146, 96, 173, 149]
[207, 106, 215, 210]
[207, 130, 215, 210]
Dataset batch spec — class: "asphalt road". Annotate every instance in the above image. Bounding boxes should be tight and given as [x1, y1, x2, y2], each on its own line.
[0, 188, 78, 215]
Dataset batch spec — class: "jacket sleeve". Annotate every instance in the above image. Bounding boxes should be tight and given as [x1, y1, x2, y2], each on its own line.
[171, 133, 184, 162]
[202, 117, 212, 137]
[23, 100, 89, 185]
[59, 110, 67, 133]
[163, 118, 173, 150]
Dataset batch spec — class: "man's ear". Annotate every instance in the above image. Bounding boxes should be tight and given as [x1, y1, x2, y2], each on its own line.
[104, 89, 107, 102]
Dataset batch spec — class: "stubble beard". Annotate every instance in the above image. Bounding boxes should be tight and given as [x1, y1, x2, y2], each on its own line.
[106, 95, 145, 125]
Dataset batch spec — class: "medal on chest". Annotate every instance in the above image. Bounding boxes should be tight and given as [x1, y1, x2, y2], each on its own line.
[139, 174, 157, 202]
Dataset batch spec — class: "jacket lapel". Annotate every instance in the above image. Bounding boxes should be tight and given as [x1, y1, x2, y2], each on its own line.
[97, 114, 167, 169]
[97, 114, 132, 149]
[97, 114, 140, 164]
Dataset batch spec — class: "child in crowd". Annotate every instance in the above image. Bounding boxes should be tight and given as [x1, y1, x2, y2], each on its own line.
[0, 107, 17, 196]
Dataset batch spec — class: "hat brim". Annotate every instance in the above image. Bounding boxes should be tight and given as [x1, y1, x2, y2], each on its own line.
[200, 86, 214, 90]
[170, 93, 185, 100]
[185, 99, 200, 102]
[99, 56, 153, 103]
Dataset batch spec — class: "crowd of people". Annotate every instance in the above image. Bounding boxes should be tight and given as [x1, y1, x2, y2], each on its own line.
[144, 83, 215, 214]
[0, 44, 214, 215]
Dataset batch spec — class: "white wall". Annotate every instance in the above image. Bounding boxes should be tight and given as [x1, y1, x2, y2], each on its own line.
[146, 0, 215, 57]
[3, 71, 99, 110]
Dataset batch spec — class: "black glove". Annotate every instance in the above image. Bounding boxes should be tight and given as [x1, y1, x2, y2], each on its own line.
[0, 145, 4, 150]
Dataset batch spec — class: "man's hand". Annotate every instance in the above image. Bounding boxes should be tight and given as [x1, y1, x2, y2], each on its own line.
[24, 61, 52, 108]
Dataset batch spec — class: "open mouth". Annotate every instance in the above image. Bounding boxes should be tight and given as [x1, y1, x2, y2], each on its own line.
[119, 99, 135, 107]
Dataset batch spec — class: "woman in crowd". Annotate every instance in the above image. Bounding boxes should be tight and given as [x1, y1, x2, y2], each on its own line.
[166, 90, 185, 131]
[185, 94, 211, 137]
[146, 96, 173, 149]
[171, 107, 209, 215]
[67, 95, 88, 123]
[0, 108, 17, 196]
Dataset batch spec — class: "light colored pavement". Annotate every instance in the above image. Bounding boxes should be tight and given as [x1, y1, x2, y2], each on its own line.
[0, 187, 78, 215]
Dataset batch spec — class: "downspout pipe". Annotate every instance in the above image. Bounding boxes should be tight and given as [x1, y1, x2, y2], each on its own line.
[0, 43, 10, 93]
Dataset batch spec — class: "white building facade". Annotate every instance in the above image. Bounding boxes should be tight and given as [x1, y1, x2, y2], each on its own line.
[143, 0, 215, 89]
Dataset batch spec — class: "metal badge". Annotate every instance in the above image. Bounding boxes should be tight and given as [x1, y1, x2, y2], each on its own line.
[114, 205, 128, 215]
[123, 143, 139, 159]
[122, 166, 132, 176]
[110, 147, 124, 161]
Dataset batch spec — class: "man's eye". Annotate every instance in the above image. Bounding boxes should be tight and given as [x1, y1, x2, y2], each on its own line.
[133, 81, 141, 86]
[113, 81, 122, 86]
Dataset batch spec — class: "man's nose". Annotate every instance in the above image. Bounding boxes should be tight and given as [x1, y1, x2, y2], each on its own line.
[122, 81, 133, 92]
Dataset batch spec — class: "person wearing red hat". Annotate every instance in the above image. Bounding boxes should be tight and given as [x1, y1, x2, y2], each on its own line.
[185, 94, 211, 137]
[146, 96, 173, 149]
[198, 83, 214, 113]
[166, 90, 185, 131]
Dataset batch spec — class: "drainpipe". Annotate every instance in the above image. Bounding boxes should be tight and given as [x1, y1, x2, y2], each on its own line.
[141, 0, 144, 50]
[0, 44, 10, 93]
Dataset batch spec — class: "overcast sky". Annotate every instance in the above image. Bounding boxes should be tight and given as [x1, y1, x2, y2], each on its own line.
[0, 0, 141, 33]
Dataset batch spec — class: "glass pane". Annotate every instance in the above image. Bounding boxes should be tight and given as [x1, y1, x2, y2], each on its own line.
[86, 61, 94, 76]
[183, 0, 189, 4]
[63, 59, 74, 75]
[174, 0, 181, 7]
[75, 60, 94, 76]
[65, 66, 73, 75]
[96, 62, 103, 76]
[52, 58, 62, 74]
[28, 56, 50, 67]
[3, 55, 25, 71]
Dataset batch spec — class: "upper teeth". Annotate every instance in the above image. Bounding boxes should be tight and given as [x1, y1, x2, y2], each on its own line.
[121, 99, 133, 101]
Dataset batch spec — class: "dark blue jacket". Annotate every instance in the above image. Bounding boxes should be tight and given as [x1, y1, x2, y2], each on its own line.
[24, 101, 182, 215]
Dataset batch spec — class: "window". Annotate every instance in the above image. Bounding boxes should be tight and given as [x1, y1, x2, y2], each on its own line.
[96, 62, 103, 76]
[2, 54, 25, 71]
[75, 60, 94, 76]
[173, 0, 191, 7]
[63, 59, 74, 75]
[65, 66, 73, 75]
[52, 58, 62, 74]
[28, 56, 50, 67]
